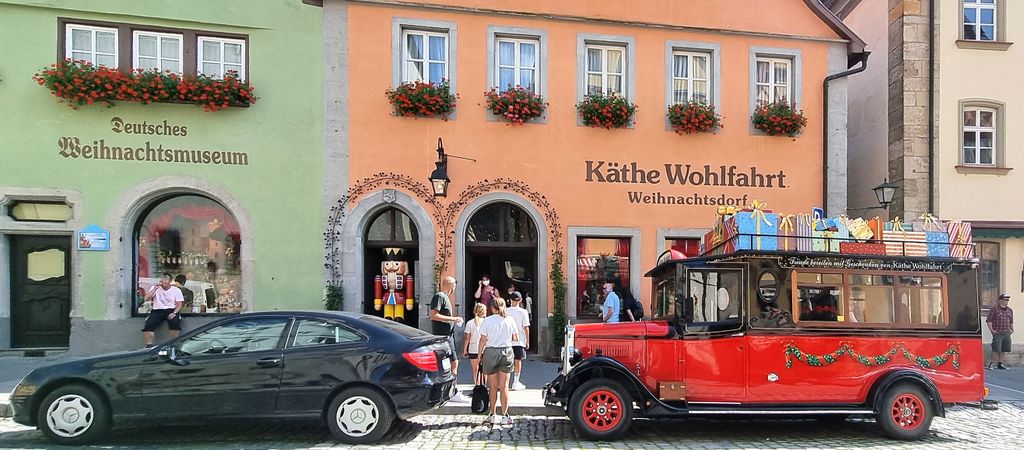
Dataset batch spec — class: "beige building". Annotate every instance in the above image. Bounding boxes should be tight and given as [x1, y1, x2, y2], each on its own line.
[835, 0, 1022, 360]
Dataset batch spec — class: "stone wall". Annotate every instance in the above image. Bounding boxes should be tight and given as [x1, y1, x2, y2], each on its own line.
[887, 0, 936, 219]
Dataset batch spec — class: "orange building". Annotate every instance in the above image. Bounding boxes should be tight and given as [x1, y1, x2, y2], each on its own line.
[322, 0, 866, 354]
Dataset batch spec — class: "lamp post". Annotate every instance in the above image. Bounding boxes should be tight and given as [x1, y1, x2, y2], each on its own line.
[428, 138, 449, 197]
[428, 138, 476, 198]
[872, 179, 899, 210]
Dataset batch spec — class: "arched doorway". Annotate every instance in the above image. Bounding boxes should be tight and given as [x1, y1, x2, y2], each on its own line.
[465, 202, 538, 350]
[363, 207, 420, 328]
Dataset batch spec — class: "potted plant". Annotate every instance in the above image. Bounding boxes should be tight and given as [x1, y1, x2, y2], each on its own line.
[576, 92, 637, 129]
[484, 86, 546, 125]
[384, 79, 457, 120]
[33, 59, 256, 112]
[751, 99, 808, 137]
[667, 101, 722, 134]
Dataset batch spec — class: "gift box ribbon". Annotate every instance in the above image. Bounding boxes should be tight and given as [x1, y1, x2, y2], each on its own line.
[748, 200, 774, 248]
[919, 213, 943, 231]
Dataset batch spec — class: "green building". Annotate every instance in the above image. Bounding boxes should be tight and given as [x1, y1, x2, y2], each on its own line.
[0, 0, 326, 354]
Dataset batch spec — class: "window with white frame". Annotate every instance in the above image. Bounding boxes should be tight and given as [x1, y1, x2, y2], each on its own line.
[495, 37, 538, 92]
[963, 107, 997, 165]
[134, 31, 182, 73]
[671, 51, 710, 104]
[198, 37, 246, 80]
[66, 24, 118, 68]
[403, 29, 448, 84]
[585, 44, 625, 96]
[963, 0, 997, 41]
[755, 57, 791, 103]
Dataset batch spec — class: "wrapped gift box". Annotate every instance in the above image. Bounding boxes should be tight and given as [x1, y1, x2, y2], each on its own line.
[777, 214, 799, 251]
[946, 220, 974, 259]
[840, 242, 886, 255]
[926, 231, 951, 258]
[912, 213, 946, 232]
[847, 218, 875, 241]
[796, 214, 814, 252]
[881, 221, 928, 256]
[867, 217, 885, 242]
[812, 217, 849, 253]
[701, 214, 737, 256]
[731, 208, 779, 251]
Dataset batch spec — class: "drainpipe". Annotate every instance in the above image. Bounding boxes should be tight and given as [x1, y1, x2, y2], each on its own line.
[822, 51, 870, 216]
[928, 0, 936, 213]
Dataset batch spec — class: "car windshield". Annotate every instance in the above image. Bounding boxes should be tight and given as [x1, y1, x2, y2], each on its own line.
[359, 315, 432, 339]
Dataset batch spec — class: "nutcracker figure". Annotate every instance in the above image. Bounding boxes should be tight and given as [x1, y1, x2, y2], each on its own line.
[374, 248, 415, 321]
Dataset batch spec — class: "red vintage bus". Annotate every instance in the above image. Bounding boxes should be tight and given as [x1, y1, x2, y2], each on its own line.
[544, 245, 986, 441]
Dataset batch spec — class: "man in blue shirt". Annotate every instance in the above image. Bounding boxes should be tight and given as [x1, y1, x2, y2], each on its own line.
[602, 281, 620, 323]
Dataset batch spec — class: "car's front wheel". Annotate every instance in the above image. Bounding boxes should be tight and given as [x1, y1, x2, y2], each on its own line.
[327, 386, 394, 444]
[36, 384, 110, 445]
[569, 379, 633, 440]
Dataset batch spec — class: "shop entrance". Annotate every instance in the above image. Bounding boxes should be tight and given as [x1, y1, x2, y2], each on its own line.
[10, 235, 71, 348]
[363, 207, 420, 329]
[464, 202, 538, 351]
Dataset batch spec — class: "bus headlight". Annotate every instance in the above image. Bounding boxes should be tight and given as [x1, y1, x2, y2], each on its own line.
[568, 347, 582, 366]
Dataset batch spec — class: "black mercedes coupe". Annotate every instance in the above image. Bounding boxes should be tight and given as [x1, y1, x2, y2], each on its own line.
[10, 311, 456, 445]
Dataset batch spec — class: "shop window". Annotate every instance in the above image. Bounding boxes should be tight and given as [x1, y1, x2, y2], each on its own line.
[666, 238, 701, 258]
[198, 36, 246, 80]
[495, 37, 539, 92]
[134, 31, 182, 73]
[978, 241, 1000, 309]
[794, 272, 844, 322]
[134, 195, 242, 316]
[65, 23, 118, 68]
[576, 237, 630, 318]
[671, 51, 710, 104]
[402, 28, 448, 84]
[7, 201, 72, 222]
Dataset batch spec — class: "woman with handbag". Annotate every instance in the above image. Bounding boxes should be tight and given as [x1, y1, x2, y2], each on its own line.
[463, 303, 487, 384]
[477, 297, 518, 425]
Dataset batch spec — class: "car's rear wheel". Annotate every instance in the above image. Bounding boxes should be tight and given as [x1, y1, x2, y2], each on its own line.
[327, 386, 394, 444]
[876, 383, 933, 440]
[569, 379, 633, 440]
[36, 384, 110, 445]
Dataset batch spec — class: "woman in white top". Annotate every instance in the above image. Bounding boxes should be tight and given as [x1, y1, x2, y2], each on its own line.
[462, 303, 487, 380]
[478, 297, 519, 425]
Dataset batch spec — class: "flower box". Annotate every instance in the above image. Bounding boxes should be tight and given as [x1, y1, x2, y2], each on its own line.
[666, 101, 722, 134]
[385, 79, 457, 120]
[751, 99, 807, 137]
[484, 86, 546, 125]
[33, 59, 256, 112]
[576, 92, 637, 129]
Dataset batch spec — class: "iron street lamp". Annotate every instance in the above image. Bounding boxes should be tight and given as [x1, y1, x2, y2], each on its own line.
[428, 138, 450, 197]
[872, 179, 899, 210]
[428, 138, 476, 198]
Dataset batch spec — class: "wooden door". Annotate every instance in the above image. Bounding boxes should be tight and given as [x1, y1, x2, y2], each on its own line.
[10, 235, 71, 348]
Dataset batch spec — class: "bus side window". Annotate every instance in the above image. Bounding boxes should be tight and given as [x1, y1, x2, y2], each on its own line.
[794, 272, 843, 322]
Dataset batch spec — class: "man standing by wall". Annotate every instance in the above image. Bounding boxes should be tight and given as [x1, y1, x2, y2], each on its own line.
[430, 276, 468, 400]
[988, 293, 1015, 370]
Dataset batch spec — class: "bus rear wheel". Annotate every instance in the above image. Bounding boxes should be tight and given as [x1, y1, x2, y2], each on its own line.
[569, 379, 633, 440]
[876, 383, 933, 440]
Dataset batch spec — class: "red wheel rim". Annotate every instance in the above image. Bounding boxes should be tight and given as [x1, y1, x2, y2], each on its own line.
[581, 389, 623, 432]
[890, 393, 925, 430]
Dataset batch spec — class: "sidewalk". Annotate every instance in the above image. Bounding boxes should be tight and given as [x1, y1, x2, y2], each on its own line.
[0, 353, 562, 417]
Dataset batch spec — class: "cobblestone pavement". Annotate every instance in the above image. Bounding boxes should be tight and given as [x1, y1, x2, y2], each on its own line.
[0, 402, 1019, 449]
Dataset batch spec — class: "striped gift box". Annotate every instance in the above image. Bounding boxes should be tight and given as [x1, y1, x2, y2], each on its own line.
[795, 214, 814, 252]
[881, 230, 928, 256]
[946, 220, 974, 259]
